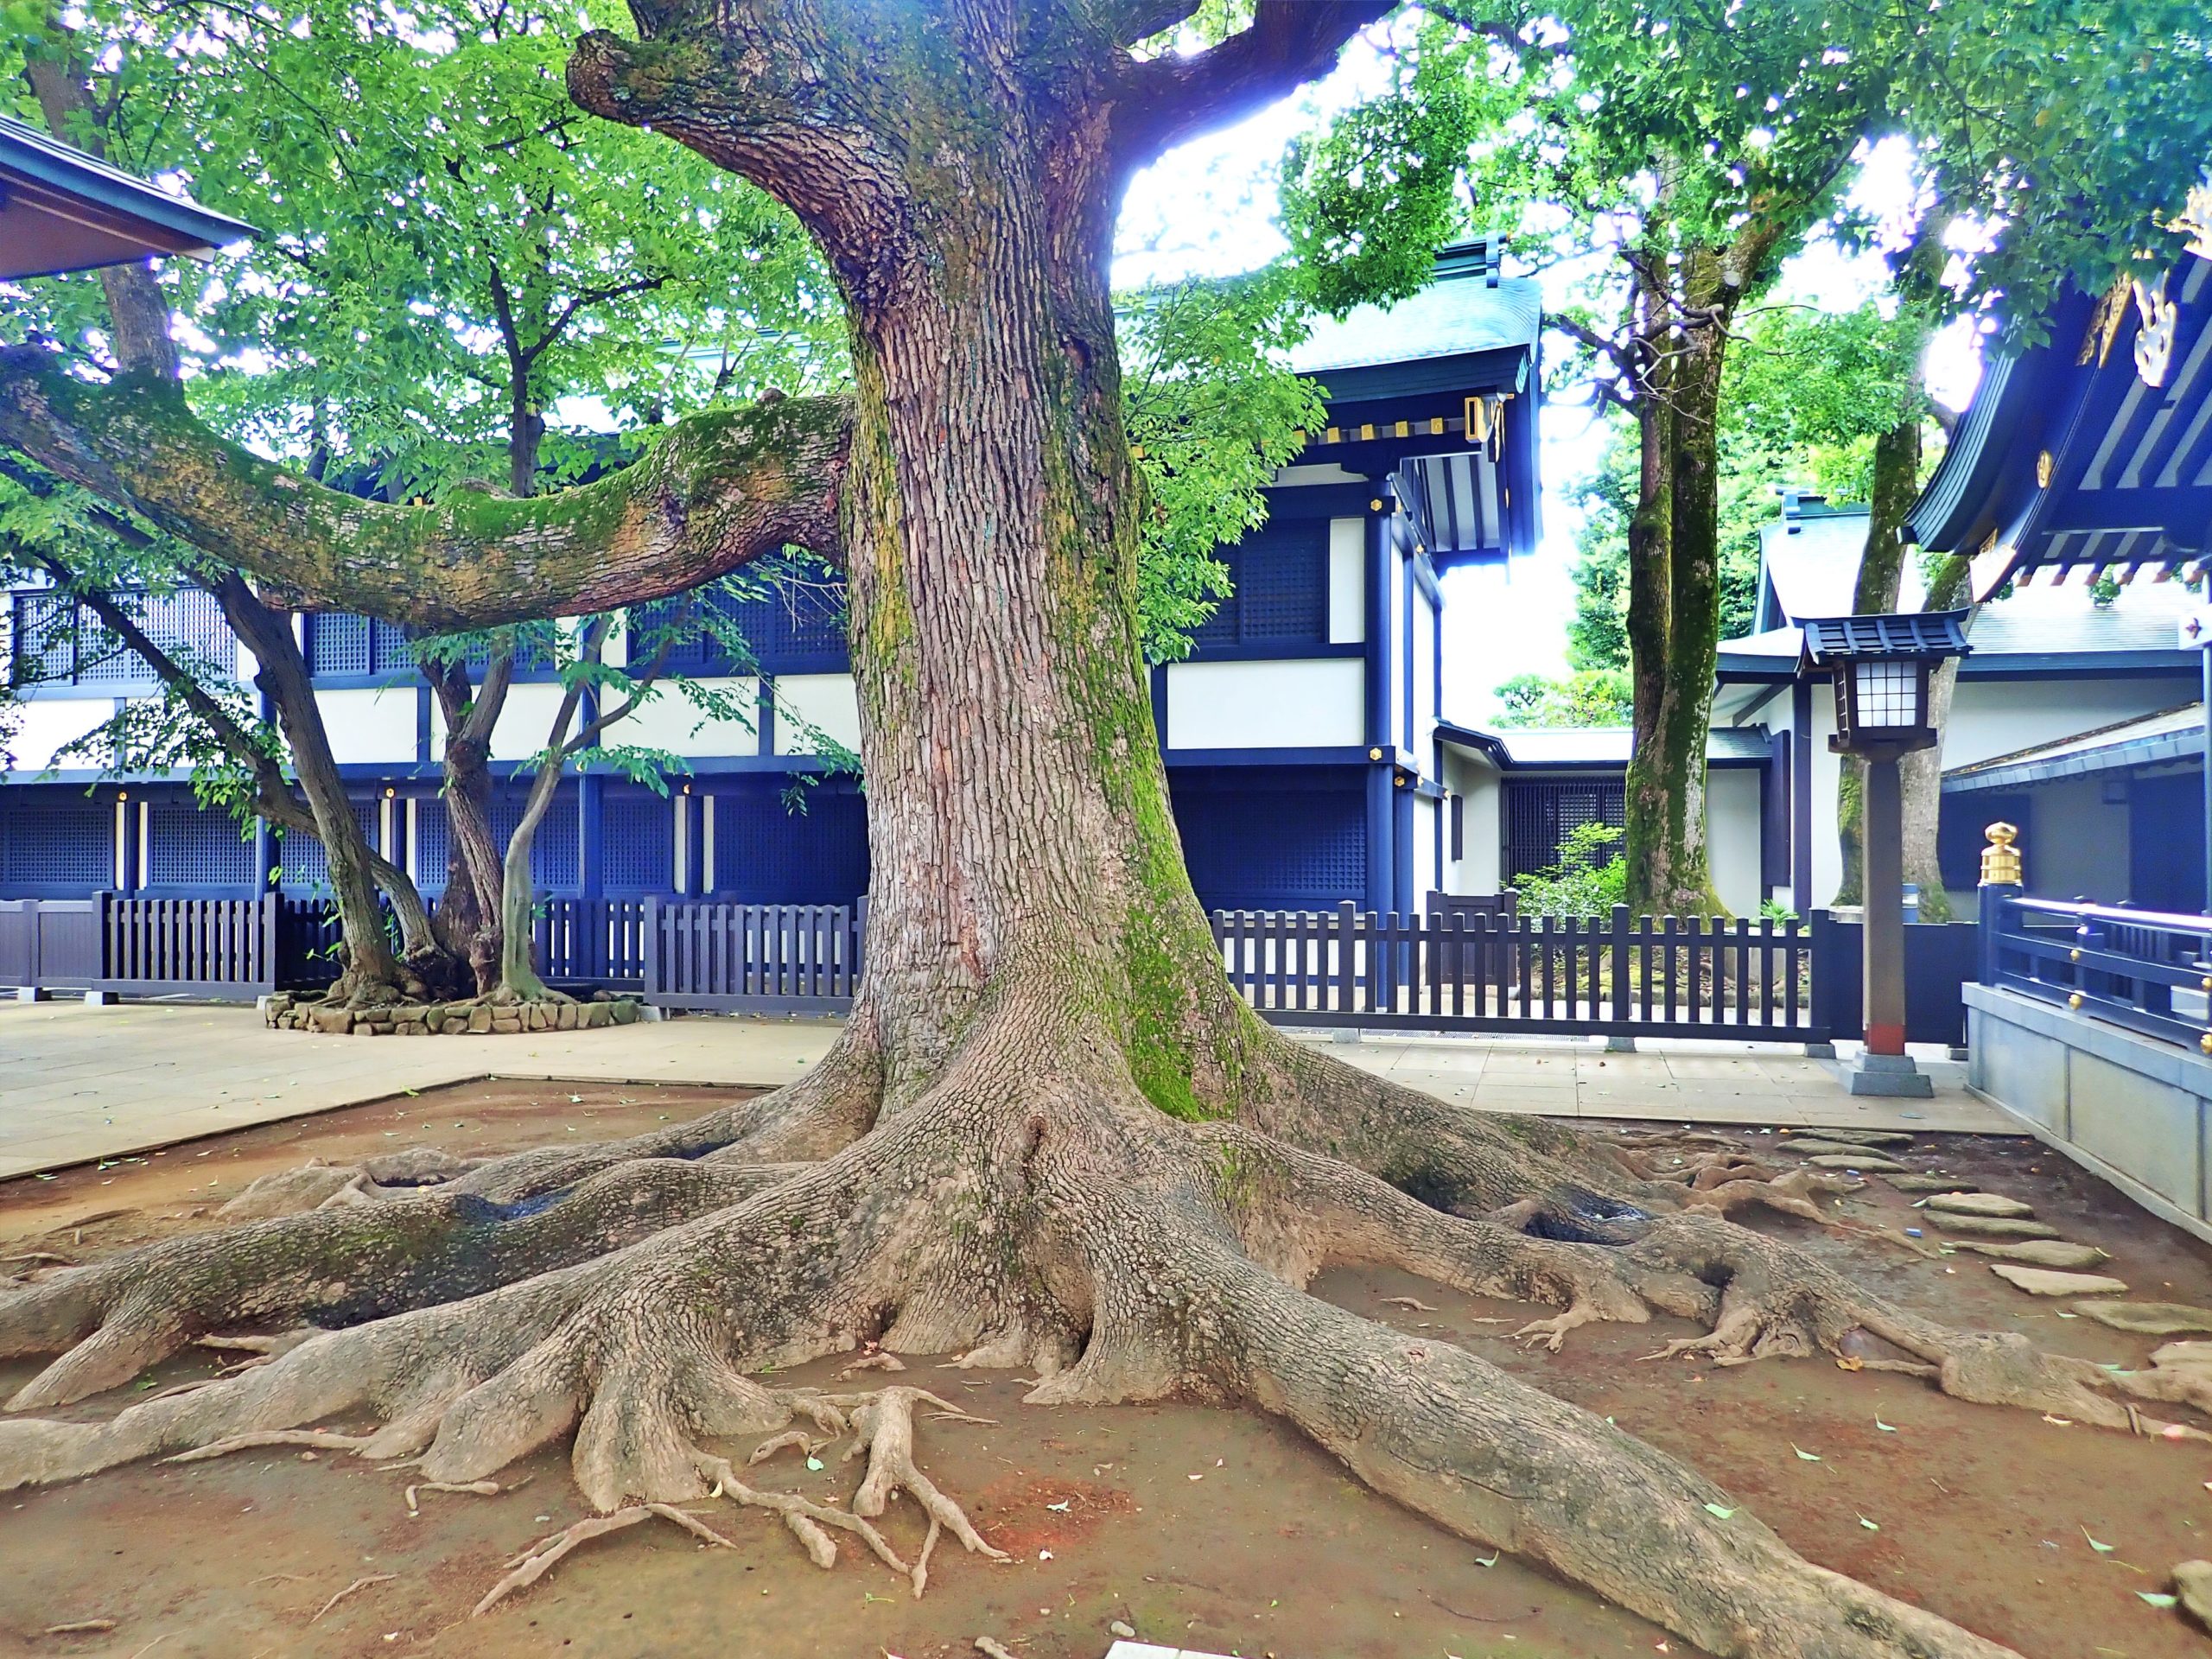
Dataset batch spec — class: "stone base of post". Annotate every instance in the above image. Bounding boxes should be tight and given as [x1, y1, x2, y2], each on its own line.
[1845, 1051, 1933, 1096]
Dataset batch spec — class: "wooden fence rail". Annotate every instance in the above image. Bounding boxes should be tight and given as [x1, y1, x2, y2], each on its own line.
[6, 893, 1871, 1043]
[640, 897, 866, 1014]
[1212, 902, 1826, 1043]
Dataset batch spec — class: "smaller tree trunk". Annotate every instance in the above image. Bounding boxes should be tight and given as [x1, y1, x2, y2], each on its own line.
[1901, 553, 1974, 922]
[423, 653, 517, 995]
[1834, 416, 1923, 904]
[496, 764, 563, 1003]
[217, 577, 416, 1001]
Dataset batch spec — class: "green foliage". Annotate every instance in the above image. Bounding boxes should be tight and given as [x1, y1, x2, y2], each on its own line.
[1119, 266, 1325, 662]
[1565, 302, 1937, 671]
[1492, 669, 1632, 728]
[1510, 821, 1627, 918]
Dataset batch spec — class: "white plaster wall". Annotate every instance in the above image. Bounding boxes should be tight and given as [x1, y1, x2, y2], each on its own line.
[314, 685, 421, 766]
[1942, 677, 2199, 769]
[1414, 794, 1438, 899]
[1165, 658, 1364, 750]
[1388, 548, 1407, 746]
[486, 683, 572, 764]
[1413, 589, 1437, 769]
[1327, 518, 1364, 644]
[613, 677, 761, 758]
[1438, 747, 1503, 895]
[2021, 776, 2129, 901]
[772, 673, 863, 756]
[1705, 768, 1764, 917]
[4, 698, 117, 772]
[1726, 670, 2200, 911]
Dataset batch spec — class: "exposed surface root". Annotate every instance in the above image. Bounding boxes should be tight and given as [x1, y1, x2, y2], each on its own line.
[311, 1573, 394, 1623]
[3, 1017, 2199, 1659]
[164, 1428, 376, 1464]
[473, 1504, 735, 1617]
[0, 1157, 807, 1408]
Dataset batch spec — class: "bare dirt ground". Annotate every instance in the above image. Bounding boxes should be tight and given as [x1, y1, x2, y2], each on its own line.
[4, 1086, 2212, 1659]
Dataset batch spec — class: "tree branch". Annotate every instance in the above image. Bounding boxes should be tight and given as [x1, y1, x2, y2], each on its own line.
[1112, 0, 1393, 169]
[0, 351, 851, 628]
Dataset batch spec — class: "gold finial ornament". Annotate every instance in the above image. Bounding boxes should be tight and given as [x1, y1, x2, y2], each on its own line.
[1979, 822, 2024, 887]
[2069, 993, 2085, 1010]
[2201, 1033, 2212, 1056]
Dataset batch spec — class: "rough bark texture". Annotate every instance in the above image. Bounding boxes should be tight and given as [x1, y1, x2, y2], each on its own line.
[1623, 217, 1778, 918]
[1834, 415, 1920, 906]
[0, 9, 2178, 1656]
[0, 354, 851, 627]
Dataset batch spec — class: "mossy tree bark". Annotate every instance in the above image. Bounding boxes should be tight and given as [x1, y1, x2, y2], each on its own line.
[0, 8, 2178, 1655]
[1621, 220, 1778, 918]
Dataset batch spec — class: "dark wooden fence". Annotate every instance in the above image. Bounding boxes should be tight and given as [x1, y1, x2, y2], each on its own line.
[0, 897, 102, 990]
[6, 891, 1984, 1051]
[1981, 890, 2212, 1050]
[640, 898, 864, 1014]
[4, 893, 277, 1000]
[1213, 902, 1826, 1043]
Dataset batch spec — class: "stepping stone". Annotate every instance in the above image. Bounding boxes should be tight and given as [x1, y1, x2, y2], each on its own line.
[1988, 1264, 2128, 1297]
[2151, 1341, 2212, 1372]
[2173, 1560, 2212, 1631]
[1924, 1192, 2034, 1218]
[1949, 1238, 2111, 1268]
[1806, 1153, 1910, 1173]
[1927, 1214, 2060, 1239]
[1804, 1129, 1916, 1147]
[1888, 1174, 1973, 1192]
[2075, 1301, 2212, 1336]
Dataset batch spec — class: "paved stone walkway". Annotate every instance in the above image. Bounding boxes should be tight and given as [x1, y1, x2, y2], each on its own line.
[0, 999, 2015, 1181]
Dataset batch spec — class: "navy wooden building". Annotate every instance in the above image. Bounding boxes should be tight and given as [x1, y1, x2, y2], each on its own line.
[0, 241, 1544, 917]
[1905, 232, 2212, 912]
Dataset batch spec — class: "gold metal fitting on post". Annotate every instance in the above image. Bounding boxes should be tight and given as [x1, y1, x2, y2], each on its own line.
[2068, 993, 2085, 1010]
[1978, 822, 2023, 886]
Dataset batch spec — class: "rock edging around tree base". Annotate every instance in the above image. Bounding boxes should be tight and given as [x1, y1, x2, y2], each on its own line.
[260, 992, 648, 1037]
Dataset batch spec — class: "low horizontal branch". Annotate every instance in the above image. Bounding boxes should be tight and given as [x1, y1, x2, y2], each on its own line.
[0, 349, 851, 628]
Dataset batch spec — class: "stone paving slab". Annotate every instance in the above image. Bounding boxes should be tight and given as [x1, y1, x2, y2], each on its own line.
[0, 999, 836, 1180]
[0, 1001, 2016, 1181]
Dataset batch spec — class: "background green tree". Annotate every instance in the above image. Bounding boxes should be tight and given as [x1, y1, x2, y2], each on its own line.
[1284, 0, 2212, 916]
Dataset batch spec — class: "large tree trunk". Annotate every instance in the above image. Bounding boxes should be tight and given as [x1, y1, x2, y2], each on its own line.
[1624, 254, 1729, 918]
[0, 10, 2165, 1657]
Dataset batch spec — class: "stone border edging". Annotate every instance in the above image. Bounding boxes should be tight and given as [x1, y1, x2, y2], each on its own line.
[261, 992, 648, 1037]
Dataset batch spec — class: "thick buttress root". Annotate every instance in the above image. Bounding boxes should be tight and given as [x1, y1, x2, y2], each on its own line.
[1, 1029, 2196, 1656]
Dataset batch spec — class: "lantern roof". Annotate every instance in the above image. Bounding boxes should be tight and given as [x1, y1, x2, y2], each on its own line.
[1797, 610, 1973, 673]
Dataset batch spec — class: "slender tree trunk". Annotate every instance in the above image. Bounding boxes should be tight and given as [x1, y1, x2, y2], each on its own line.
[1835, 416, 1923, 904]
[1624, 264, 1729, 918]
[1902, 552, 1974, 921]
[497, 762, 563, 1002]
[424, 659, 511, 995]
[218, 578, 415, 1001]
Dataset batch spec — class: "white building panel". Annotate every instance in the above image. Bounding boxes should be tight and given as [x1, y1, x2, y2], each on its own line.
[1413, 588, 1437, 754]
[1705, 767, 1764, 918]
[5, 697, 118, 772]
[316, 685, 420, 766]
[1414, 794, 1438, 899]
[772, 673, 863, 756]
[1327, 518, 1364, 644]
[613, 677, 762, 758]
[1165, 658, 1364, 750]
